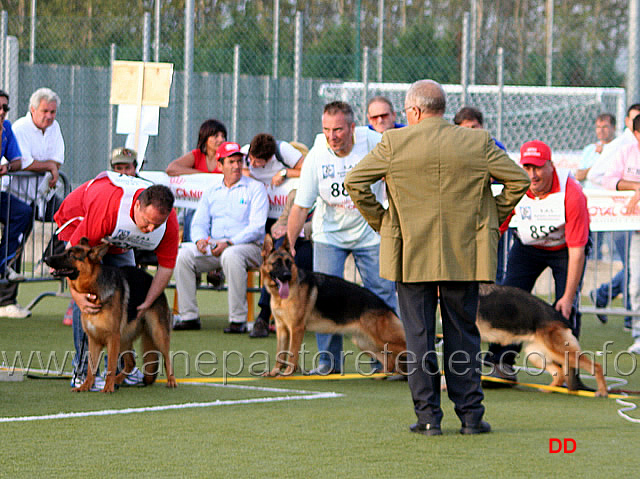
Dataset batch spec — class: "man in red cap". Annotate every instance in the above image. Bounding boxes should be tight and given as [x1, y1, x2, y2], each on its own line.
[485, 140, 591, 390]
[172, 142, 268, 332]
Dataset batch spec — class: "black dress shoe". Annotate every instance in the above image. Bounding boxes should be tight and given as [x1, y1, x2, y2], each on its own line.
[460, 420, 491, 435]
[223, 322, 247, 334]
[249, 318, 269, 338]
[173, 318, 201, 331]
[410, 422, 442, 436]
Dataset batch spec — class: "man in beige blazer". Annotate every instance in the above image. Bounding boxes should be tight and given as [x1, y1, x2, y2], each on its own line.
[345, 80, 530, 436]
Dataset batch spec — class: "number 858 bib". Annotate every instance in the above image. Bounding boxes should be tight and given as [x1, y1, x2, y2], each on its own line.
[515, 169, 569, 248]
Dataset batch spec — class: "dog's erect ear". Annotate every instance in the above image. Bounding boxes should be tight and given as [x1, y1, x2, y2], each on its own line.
[78, 237, 91, 247]
[87, 241, 111, 263]
[262, 234, 274, 258]
[280, 234, 290, 253]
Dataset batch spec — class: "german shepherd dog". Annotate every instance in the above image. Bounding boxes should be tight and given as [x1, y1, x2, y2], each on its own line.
[262, 237, 608, 396]
[477, 283, 608, 397]
[44, 238, 177, 393]
[260, 235, 407, 376]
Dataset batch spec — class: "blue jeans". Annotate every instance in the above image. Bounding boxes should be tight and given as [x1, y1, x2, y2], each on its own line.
[0, 192, 32, 276]
[594, 231, 631, 314]
[72, 250, 136, 377]
[313, 242, 397, 372]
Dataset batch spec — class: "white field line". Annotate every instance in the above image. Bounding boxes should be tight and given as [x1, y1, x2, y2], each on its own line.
[0, 382, 344, 423]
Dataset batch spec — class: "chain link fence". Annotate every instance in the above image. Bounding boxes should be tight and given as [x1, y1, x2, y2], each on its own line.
[0, 2, 630, 186]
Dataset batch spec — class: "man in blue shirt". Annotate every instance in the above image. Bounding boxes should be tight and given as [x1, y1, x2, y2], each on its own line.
[0, 89, 34, 318]
[173, 142, 269, 332]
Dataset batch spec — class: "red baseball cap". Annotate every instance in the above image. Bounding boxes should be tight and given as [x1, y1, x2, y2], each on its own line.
[215, 141, 243, 161]
[520, 140, 551, 166]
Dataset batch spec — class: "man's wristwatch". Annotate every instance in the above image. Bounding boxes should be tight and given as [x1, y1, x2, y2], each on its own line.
[279, 168, 287, 178]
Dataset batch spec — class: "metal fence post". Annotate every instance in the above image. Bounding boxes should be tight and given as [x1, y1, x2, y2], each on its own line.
[30, 0, 36, 65]
[461, 12, 469, 106]
[154, 0, 161, 62]
[377, 0, 384, 82]
[545, 0, 554, 87]
[628, 0, 640, 105]
[362, 46, 369, 125]
[497, 47, 504, 142]
[143, 12, 151, 62]
[0, 11, 7, 91]
[183, 0, 194, 154]
[470, 0, 476, 85]
[232, 44, 240, 141]
[5, 36, 18, 122]
[293, 12, 302, 142]
[271, 0, 279, 135]
[108, 43, 116, 159]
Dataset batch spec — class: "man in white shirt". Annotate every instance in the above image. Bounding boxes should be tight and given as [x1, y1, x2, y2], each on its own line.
[11, 87, 65, 222]
[173, 142, 269, 332]
[287, 101, 397, 375]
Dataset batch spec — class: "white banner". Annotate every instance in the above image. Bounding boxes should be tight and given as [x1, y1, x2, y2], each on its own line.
[139, 171, 299, 218]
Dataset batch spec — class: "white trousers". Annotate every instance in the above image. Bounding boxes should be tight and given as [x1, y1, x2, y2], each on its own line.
[628, 231, 640, 339]
[174, 242, 262, 323]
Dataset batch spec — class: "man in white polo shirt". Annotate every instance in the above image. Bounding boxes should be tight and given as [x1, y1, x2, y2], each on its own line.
[11, 87, 65, 220]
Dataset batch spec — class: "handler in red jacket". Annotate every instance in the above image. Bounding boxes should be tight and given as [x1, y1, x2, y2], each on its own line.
[54, 171, 179, 388]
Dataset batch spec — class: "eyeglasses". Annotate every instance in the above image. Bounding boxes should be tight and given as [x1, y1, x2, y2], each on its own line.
[403, 105, 416, 114]
[0, 104, 10, 112]
[368, 112, 391, 121]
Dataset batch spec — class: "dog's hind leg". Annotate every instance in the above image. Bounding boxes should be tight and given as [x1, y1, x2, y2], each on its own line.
[541, 326, 608, 398]
[355, 312, 407, 374]
[523, 343, 563, 391]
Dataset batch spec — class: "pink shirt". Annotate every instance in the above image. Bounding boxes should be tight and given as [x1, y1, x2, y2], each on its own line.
[601, 142, 640, 190]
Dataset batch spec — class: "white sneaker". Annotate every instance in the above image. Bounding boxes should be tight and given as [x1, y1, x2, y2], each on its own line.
[0, 303, 31, 318]
[5, 267, 25, 282]
[122, 367, 145, 386]
[627, 339, 640, 355]
[70, 374, 106, 392]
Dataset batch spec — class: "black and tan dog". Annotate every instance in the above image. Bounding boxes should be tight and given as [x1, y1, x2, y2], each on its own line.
[477, 283, 608, 397]
[45, 238, 177, 393]
[260, 235, 407, 376]
[262, 236, 608, 395]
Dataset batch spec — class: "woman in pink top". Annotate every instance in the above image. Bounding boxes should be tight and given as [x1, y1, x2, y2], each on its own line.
[166, 119, 227, 241]
[166, 119, 227, 175]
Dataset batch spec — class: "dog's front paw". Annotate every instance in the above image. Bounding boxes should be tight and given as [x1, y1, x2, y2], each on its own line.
[166, 376, 178, 388]
[262, 368, 282, 377]
[102, 377, 116, 393]
[595, 391, 608, 398]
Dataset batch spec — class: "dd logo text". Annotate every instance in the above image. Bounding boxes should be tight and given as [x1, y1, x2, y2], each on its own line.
[549, 438, 576, 453]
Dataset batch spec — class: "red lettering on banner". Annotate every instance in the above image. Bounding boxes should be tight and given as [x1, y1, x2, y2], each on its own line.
[549, 438, 562, 453]
[169, 176, 185, 185]
[269, 195, 287, 206]
[174, 187, 203, 200]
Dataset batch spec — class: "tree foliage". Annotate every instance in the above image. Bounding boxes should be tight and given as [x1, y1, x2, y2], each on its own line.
[1, 0, 629, 86]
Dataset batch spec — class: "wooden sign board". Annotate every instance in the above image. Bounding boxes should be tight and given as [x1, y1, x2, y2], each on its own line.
[110, 61, 173, 107]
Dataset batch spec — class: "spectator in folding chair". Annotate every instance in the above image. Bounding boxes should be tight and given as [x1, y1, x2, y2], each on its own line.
[0, 89, 33, 318]
[172, 142, 268, 332]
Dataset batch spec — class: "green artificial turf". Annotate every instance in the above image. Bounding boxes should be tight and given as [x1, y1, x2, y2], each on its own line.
[1, 281, 639, 478]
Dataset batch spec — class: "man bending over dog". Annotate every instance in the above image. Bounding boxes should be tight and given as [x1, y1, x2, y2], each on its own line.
[54, 172, 179, 389]
[485, 140, 591, 390]
[346, 80, 529, 436]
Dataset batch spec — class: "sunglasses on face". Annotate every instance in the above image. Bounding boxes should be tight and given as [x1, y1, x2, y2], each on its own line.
[0, 104, 9, 112]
